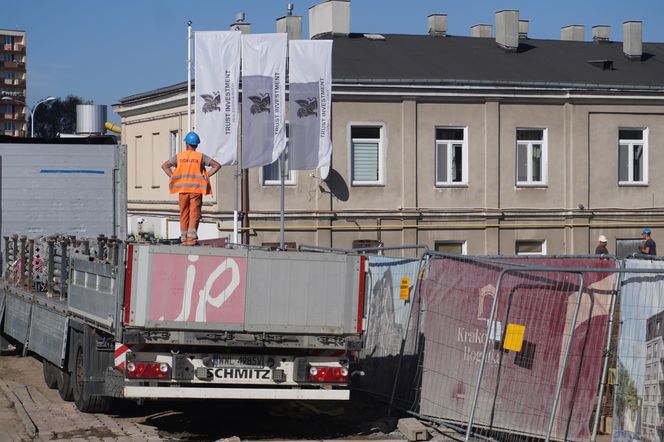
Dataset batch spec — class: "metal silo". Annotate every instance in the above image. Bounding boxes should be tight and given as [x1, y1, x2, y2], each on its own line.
[76, 104, 107, 135]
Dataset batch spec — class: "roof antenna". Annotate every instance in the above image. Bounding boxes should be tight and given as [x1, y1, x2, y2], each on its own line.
[287, 3, 294, 16]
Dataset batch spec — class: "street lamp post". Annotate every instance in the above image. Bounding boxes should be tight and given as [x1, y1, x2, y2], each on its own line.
[30, 96, 56, 138]
[1, 95, 56, 137]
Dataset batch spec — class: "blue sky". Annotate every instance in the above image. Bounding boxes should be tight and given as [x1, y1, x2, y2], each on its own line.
[4, 0, 664, 123]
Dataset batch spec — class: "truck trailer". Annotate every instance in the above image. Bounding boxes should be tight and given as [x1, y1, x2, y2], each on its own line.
[0, 136, 366, 413]
[0, 234, 366, 412]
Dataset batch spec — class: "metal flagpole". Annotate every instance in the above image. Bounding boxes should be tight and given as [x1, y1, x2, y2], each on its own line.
[187, 21, 192, 132]
[279, 148, 286, 250]
[233, 167, 239, 244]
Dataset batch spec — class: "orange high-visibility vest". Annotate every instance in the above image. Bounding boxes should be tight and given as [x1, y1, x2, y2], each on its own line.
[169, 150, 212, 195]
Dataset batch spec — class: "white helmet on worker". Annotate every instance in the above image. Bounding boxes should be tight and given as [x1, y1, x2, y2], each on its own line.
[598, 235, 607, 243]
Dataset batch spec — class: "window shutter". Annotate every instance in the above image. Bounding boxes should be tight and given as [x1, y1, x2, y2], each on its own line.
[353, 141, 379, 182]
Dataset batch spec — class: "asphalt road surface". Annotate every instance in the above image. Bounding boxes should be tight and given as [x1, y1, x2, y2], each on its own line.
[0, 354, 406, 441]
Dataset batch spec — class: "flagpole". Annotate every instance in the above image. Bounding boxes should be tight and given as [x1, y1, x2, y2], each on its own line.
[187, 20, 192, 132]
[233, 167, 239, 244]
[279, 148, 286, 250]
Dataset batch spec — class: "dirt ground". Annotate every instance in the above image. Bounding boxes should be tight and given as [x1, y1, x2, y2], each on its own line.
[0, 354, 407, 441]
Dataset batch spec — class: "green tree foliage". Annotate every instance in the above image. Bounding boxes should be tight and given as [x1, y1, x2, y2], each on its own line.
[615, 361, 640, 428]
[29, 95, 90, 138]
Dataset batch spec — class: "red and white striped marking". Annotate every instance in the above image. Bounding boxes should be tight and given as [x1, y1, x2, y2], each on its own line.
[114, 343, 130, 369]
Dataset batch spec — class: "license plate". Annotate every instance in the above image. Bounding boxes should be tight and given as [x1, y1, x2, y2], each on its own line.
[212, 355, 264, 367]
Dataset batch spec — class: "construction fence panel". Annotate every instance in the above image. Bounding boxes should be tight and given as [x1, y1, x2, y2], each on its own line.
[614, 258, 664, 442]
[416, 255, 617, 441]
[356, 255, 422, 405]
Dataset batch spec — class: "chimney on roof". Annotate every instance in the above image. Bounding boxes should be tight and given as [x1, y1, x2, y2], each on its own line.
[276, 3, 302, 40]
[623, 21, 643, 60]
[470, 24, 492, 38]
[428, 14, 447, 36]
[518, 20, 529, 39]
[592, 25, 611, 42]
[309, 0, 350, 39]
[495, 10, 519, 51]
[230, 12, 251, 34]
[560, 25, 585, 41]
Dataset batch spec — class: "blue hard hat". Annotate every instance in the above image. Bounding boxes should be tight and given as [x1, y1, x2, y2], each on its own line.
[184, 131, 200, 146]
[643, 228, 652, 235]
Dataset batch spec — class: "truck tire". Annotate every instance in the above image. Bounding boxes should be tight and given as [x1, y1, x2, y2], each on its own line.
[42, 360, 58, 389]
[57, 368, 73, 401]
[72, 344, 111, 413]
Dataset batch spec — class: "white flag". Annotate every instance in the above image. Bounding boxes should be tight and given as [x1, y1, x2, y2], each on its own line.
[288, 40, 333, 170]
[241, 33, 287, 169]
[195, 31, 240, 165]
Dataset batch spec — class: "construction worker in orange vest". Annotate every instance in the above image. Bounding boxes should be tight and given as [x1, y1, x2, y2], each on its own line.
[161, 131, 221, 245]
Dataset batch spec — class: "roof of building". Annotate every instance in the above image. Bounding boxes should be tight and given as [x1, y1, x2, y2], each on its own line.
[330, 34, 664, 89]
[118, 33, 664, 104]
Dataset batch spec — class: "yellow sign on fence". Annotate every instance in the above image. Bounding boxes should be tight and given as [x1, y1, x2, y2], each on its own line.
[503, 323, 526, 352]
[399, 277, 411, 301]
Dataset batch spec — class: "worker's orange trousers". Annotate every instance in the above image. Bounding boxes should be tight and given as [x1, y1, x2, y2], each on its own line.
[178, 193, 202, 240]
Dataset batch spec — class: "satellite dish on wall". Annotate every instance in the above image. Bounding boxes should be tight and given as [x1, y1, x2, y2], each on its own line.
[319, 164, 330, 180]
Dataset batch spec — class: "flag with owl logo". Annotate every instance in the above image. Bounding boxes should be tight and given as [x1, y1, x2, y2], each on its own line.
[195, 31, 240, 165]
[288, 40, 333, 170]
[240, 33, 287, 169]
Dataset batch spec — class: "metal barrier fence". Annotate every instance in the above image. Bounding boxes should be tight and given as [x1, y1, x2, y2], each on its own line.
[355, 255, 422, 405]
[613, 258, 664, 442]
[355, 252, 640, 442]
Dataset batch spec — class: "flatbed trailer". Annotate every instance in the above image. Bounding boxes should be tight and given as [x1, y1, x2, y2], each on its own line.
[0, 236, 366, 412]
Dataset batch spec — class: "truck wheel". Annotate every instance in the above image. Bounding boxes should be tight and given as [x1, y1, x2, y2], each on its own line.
[57, 368, 73, 401]
[72, 344, 110, 413]
[42, 360, 58, 389]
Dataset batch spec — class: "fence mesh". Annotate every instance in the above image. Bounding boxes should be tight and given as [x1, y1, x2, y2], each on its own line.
[614, 258, 664, 442]
[356, 255, 422, 407]
[397, 255, 618, 441]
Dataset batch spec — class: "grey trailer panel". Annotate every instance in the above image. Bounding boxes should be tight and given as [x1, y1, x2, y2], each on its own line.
[244, 251, 361, 334]
[4, 294, 31, 343]
[28, 304, 67, 365]
[129, 245, 249, 331]
[0, 143, 125, 249]
[68, 256, 116, 330]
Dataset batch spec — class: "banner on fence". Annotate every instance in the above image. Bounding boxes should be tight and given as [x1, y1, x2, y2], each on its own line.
[414, 256, 617, 441]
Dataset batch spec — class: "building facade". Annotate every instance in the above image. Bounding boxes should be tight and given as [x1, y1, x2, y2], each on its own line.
[0, 29, 26, 137]
[113, 3, 664, 256]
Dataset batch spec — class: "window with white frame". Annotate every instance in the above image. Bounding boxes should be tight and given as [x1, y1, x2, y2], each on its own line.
[351, 125, 383, 185]
[169, 130, 179, 158]
[263, 124, 295, 185]
[435, 127, 468, 186]
[515, 240, 546, 256]
[434, 240, 467, 255]
[516, 128, 547, 186]
[619, 128, 647, 185]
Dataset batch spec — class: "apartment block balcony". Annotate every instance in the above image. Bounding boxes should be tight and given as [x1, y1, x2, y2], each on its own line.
[1, 44, 25, 53]
[1, 113, 26, 121]
[2, 78, 26, 87]
[1, 61, 26, 70]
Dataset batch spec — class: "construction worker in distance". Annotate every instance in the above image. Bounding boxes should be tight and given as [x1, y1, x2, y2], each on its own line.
[161, 131, 221, 245]
[595, 235, 609, 255]
[639, 227, 657, 256]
